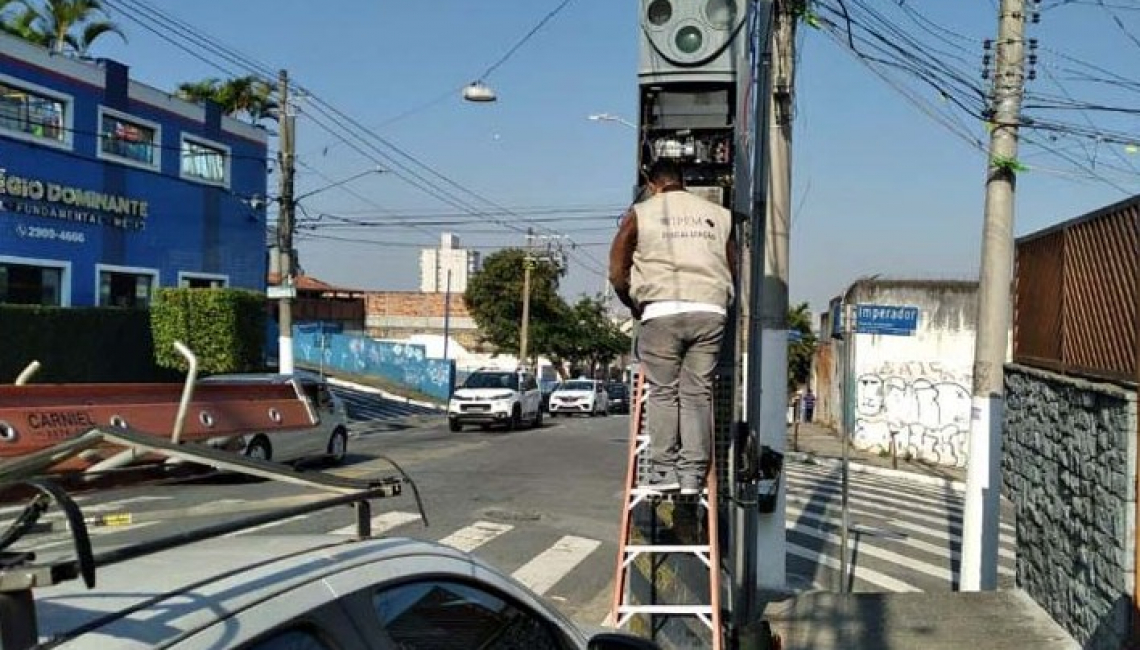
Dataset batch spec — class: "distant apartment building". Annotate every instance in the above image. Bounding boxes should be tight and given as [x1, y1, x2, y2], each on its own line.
[419, 232, 480, 293]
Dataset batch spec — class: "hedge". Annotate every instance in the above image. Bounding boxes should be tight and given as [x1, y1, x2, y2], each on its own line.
[150, 288, 267, 374]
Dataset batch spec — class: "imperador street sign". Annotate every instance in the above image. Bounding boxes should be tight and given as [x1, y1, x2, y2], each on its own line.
[855, 304, 919, 336]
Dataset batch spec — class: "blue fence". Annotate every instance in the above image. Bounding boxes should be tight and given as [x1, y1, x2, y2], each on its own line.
[293, 329, 455, 402]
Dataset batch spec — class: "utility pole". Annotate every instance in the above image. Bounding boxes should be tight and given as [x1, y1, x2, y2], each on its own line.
[754, 0, 797, 592]
[961, 0, 1027, 592]
[276, 69, 297, 375]
[519, 229, 535, 368]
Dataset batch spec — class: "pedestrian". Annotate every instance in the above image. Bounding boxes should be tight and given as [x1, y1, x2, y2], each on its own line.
[803, 388, 816, 423]
[608, 158, 737, 496]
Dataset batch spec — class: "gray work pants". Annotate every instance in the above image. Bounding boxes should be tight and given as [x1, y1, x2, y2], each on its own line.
[637, 311, 726, 481]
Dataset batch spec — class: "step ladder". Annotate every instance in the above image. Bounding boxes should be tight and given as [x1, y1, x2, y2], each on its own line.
[610, 369, 723, 650]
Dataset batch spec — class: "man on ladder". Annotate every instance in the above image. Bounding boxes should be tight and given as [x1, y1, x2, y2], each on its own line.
[608, 158, 738, 496]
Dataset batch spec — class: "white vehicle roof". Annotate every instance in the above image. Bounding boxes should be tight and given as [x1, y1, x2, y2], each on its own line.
[37, 535, 589, 649]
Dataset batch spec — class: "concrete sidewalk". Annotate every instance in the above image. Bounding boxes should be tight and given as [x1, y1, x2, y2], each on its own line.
[786, 422, 966, 489]
[763, 590, 1078, 649]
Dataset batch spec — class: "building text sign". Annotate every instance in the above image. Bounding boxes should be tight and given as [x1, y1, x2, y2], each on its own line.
[0, 169, 149, 231]
[855, 304, 919, 336]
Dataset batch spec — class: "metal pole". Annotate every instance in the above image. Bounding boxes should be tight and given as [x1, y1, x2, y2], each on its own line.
[840, 302, 854, 592]
[443, 269, 452, 361]
[277, 69, 297, 375]
[961, 0, 1027, 592]
[735, 0, 775, 630]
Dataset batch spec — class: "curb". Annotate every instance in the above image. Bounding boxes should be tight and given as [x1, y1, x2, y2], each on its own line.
[786, 450, 967, 491]
[325, 377, 445, 411]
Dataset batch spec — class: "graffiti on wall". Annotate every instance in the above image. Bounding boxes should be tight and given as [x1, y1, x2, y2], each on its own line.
[853, 360, 971, 467]
[293, 330, 454, 401]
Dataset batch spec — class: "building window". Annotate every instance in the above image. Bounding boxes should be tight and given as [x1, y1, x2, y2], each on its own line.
[181, 137, 229, 185]
[98, 267, 156, 308]
[99, 110, 159, 169]
[0, 80, 66, 143]
[0, 262, 63, 306]
[178, 272, 228, 288]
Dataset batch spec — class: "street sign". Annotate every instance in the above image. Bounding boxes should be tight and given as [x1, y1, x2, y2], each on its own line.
[267, 285, 296, 299]
[855, 304, 919, 336]
[787, 330, 803, 343]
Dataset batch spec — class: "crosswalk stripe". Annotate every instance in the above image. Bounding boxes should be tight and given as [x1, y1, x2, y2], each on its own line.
[512, 535, 601, 596]
[785, 489, 1017, 545]
[784, 474, 1017, 534]
[788, 520, 964, 582]
[790, 462, 966, 499]
[438, 521, 514, 552]
[787, 542, 921, 593]
[785, 505, 1015, 576]
[786, 470, 965, 512]
[328, 511, 421, 536]
[787, 497, 1017, 557]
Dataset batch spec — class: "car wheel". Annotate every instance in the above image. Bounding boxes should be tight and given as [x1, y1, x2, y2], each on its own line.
[589, 403, 598, 417]
[507, 405, 522, 430]
[326, 427, 348, 465]
[532, 408, 543, 429]
[449, 420, 463, 432]
[244, 435, 272, 462]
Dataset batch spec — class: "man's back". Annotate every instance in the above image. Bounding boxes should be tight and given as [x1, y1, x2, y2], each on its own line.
[629, 190, 733, 308]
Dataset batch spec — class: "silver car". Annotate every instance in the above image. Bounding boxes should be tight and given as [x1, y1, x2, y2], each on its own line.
[31, 533, 659, 649]
[199, 372, 350, 465]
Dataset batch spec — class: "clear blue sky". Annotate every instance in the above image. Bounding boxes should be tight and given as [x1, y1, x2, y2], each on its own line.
[93, 0, 1140, 321]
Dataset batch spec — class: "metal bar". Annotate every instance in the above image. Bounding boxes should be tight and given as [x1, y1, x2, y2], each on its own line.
[610, 372, 647, 625]
[0, 590, 37, 650]
[170, 341, 198, 445]
[87, 485, 397, 569]
[13, 362, 39, 386]
[356, 499, 372, 539]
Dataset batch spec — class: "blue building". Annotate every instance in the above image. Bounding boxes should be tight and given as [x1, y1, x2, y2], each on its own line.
[0, 32, 269, 308]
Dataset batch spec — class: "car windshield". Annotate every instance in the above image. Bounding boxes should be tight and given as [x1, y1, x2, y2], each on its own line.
[559, 381, 595, 391]
[464, 372, 517, 389]
[607, 384, 628, 396]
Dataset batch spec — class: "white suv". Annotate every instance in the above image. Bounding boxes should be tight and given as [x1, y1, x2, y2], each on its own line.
[448, 369, 543, 431]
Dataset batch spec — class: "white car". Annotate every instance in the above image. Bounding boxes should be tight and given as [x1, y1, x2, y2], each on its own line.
[199, 372, 350, 465]
[548, 380, 610, 417]
[32, 535, 658, 650]
[448, 369, 543, 431]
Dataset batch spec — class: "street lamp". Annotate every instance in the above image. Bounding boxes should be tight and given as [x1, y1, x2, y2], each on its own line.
[588, 113, 637, 130]
[463, 81, 498, 103]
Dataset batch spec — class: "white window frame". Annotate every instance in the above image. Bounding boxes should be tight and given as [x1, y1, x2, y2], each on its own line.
[177, 271, 229, 288]
[95, 263, 159, 307]
[96, 107, 162, 172]
[0, 72, 73, 151]
[179, 134, 231, 188]
[0, 254, 72, 306]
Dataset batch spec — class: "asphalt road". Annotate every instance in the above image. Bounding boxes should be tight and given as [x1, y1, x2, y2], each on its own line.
[5, 382, 1016, 628]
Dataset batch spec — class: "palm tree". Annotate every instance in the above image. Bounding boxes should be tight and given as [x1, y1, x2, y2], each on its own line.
[7, 0, 124, 55]
[0, 1, 43, 44]
[176, 75, 278, 124]
[787, 302, 817, 393]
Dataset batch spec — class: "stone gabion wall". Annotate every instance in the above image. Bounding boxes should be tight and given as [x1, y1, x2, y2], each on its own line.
[1003, 364, 1137, 650]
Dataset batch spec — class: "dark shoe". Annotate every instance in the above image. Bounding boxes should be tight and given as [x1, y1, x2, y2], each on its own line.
[638, 469, 680, 492]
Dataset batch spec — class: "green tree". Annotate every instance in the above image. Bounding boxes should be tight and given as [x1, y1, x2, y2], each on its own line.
[550, 296, 630, 377]
[175, 75, 278, 124]
[464, 249, 568, 363]
[6, 0, 125, 55]
[787, 302, 817, 392]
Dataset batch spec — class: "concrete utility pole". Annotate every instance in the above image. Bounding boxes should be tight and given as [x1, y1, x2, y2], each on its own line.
[961, 0, 1027, 591]
[754, 0, 797, 591]
[520, 230, 535, 367]
[276, 69, 297, 375]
